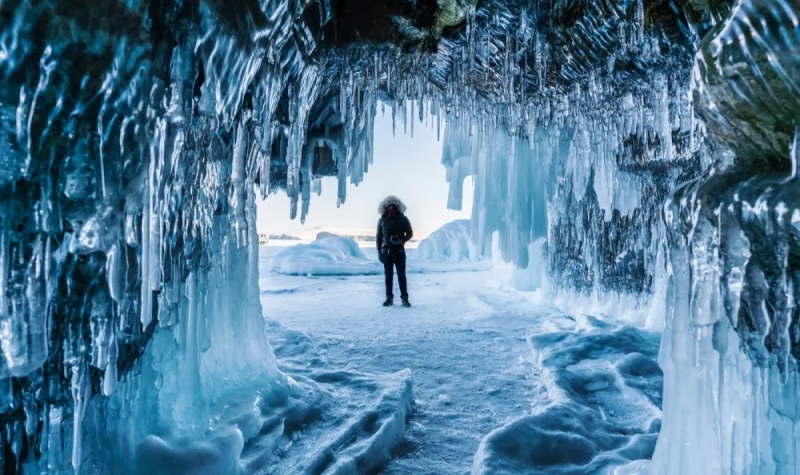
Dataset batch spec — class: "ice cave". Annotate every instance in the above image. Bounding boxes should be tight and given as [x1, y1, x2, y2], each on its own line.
[0, 0, 799, 473]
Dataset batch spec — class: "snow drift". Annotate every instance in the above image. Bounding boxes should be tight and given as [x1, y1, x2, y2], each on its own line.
[474, 315, 662, 474]
[416, 220, 481, 261]
[269, 237, 382, 276]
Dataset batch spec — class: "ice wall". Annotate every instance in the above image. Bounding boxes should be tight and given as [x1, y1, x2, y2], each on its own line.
[646, 1, 800, 473]
[0, 0, 360, 471]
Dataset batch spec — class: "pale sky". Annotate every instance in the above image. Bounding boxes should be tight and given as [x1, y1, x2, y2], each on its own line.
[256, 105, 474, 239]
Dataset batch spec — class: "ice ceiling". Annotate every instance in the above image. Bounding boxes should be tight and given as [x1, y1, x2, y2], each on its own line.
[0, 0, 799, 473]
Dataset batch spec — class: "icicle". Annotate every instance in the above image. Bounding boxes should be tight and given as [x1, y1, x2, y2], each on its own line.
[410, 100, 415, 138]
[654, 74, 673, 161]
[106, 242, 125, 303]
[387, 59, 392, 97]
[150, 124, 166, 295]
[374, 51, 379, 90]
[103, 330, 118, 396]
[70, 363, 89, 471]
[403, 100, 408, 136]
[0, 228, 8, 327]
[787, 127, 799, 182]
[634, 0, 645, 45]
[618, 21, 628, 52]
[47, 405, 64, 472]
[90, 291, 112, 370]
[231, 122, 249, 247]
[534, 34, 544, 87]
[392, 105, 397, 137]
[140, 179, 153, 328]
[23, 392, 37, 436]
[175, 270, 203, 427]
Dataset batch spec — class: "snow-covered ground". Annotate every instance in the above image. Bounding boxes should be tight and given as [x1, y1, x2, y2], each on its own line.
[258, 241, 663, 474]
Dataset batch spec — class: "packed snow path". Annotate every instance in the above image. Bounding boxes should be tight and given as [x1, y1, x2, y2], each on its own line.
[259, 247, 663, 474]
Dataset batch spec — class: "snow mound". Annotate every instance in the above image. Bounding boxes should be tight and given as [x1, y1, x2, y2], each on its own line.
[269, 237, 382, 276]
[416, 220, 481, 261]
[473, 315, 662, 474]
[261, 319, 414, 474]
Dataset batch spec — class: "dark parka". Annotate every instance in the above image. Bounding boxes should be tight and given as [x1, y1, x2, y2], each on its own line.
[376, 196, 413, 251]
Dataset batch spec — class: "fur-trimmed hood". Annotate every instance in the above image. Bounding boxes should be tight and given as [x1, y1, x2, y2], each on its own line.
[378, 195, 406, 215]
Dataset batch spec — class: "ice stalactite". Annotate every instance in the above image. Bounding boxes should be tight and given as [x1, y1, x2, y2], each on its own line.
[438, 73, 701, 297]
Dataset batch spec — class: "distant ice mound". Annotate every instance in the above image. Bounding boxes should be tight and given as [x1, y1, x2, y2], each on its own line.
[315, 231, 341, 240]
[269, 237, 381, 276]
[417, 220, 481, 261]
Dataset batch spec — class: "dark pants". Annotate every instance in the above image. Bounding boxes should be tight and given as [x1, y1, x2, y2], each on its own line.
[382, 248, 408, 299]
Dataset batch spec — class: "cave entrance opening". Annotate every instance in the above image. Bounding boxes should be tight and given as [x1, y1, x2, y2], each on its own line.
[256, 102, 474, 246]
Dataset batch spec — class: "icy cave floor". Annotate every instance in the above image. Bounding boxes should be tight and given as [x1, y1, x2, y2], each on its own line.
[258, 246, 664, 474]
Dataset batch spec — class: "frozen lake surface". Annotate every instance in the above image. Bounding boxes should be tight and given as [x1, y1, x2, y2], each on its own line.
[258, 245, 662, 474]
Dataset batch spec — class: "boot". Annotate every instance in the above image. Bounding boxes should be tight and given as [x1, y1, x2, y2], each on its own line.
[382, 296, 393, 307]
[401, 297, 411, 308]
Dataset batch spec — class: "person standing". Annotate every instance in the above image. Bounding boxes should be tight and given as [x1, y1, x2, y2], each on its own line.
[376, 196, 413, 307]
